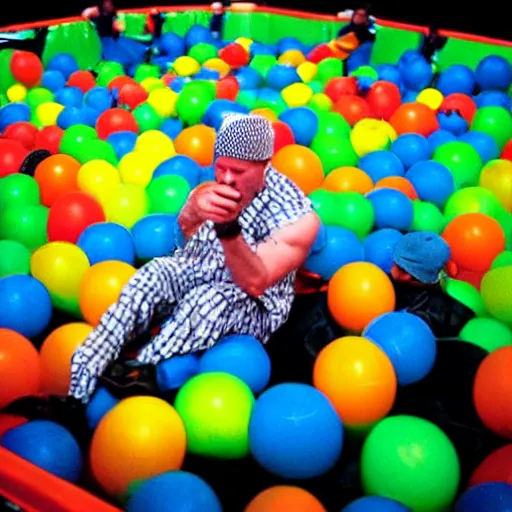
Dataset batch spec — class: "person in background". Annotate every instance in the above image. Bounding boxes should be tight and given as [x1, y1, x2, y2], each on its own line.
[210, 2, 226, 40]
[336, 5, 376, 45]
[419, 23, 448, 64]
[82, 0, 147, 70]
[143, 8, 166, 61]
[267, 231, 475, 384]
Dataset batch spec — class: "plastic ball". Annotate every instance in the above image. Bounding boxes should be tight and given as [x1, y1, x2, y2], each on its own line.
[1, 420, 82, 482]
[90, 396, 187, 497]
[245, 486, 326, 512]
[249, 383, 343, 478]
[475, 55, 512, 91]
[174, 372, 254, 459]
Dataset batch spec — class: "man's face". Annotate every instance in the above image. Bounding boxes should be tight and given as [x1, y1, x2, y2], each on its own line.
[352, 9, 369, 25]
[214, 156, 268, 209]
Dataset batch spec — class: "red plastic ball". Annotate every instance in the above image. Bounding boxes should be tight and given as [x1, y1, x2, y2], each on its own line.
[272, 121, 295, 152]
[501, 139, 512, 162]
[366, 81, 402, 121]
[161, 73, 177, 87]
[389, 102, 440, 136]
[439, 93, 477, 122]
[107, 75, 137, 92]
[47, 191, 106, 244]
[307, 44, 335, 64]
[216, 75, 240, 101]
[34, 126, 64, 154]
[324, 77, 358, 103]
[334, 95, 373, 126]
[67, 70, 96, 93]
[96, 108, 139, 140]
[469, 444, 512, 487]
[3, 122, 39, 150]
[0, 139, 29, 177]
[118, 83, 148, 110]
[218, 43, 250, 68]
[10, 51, 43, 88]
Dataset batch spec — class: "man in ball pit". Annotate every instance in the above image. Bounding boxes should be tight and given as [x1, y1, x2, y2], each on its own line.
[267, 231, 476, 384]
[5, 113, 320, 432]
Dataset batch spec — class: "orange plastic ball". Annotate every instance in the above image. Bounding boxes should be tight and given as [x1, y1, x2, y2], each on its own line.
[0, 328, 41, 409]
[442, 212, 506, 272]
[323, 166, 374, 194]
[272, 144, 324, 195]
[389, 102, 440, 136]
[90, 396, 187, 497]
[251, 108, 278, 121]
[313, 336, 397, 427]
[244, 486, 327, 512]
[39, 322, 93, 395]
[374, 176, 418, 199]
[79, 261, 137, 326]
[327, 262, 396, 332]
[174, 124, 216, 166]
[33, 154, 81, 207]
[474, 347, 512, 439]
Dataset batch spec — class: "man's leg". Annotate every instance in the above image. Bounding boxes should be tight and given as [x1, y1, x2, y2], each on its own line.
[68, 256, 192, 403]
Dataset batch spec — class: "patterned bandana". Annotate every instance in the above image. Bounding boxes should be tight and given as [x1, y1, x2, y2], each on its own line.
[214, 113, 275, 162]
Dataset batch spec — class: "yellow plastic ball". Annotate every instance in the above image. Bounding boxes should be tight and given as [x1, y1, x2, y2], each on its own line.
[479, 159, 512, 212]
[77, 159, 121, 207]
[416, 88, 444, 110]
[203, 58, 231, 77]
[30, 242, 90, 316]
[135, 130, 175, 160]
[35, 102, 65, 127]
[147, 87, 178, 118]
[90, 396, 186, 497]
[235, 37, 253, 52]
[281, 82, 314, 108]
[308, 92, 332, 112]
[297, 61, 318, 82]
[173, 56, 201, 77]
[140, 76, 165, 93]
[6, 84, 27, 102]
[350, 118, 397, 157]
[278, 49, 306, 67]
[118, 151, 159, 187]
[103, 183, 149, 229]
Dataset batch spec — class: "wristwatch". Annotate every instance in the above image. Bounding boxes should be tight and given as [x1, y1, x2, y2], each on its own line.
[214, 220, 242, 239]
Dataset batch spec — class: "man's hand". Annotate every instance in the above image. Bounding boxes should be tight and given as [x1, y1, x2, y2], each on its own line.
[178, 182, 242, 239]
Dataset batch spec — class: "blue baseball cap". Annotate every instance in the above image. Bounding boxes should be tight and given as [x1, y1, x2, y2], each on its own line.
[393, 231, 451, 284]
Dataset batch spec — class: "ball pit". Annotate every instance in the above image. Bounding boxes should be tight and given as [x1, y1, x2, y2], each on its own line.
[0, 5, 511, 512]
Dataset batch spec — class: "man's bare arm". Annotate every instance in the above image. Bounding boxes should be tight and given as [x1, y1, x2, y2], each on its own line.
[219, 212, 321, 297]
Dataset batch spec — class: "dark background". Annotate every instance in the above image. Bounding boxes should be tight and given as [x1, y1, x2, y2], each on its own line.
[2, 1, 510, 41]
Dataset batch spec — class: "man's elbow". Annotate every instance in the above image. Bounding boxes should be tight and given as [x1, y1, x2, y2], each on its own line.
[240, 271, 270, 298]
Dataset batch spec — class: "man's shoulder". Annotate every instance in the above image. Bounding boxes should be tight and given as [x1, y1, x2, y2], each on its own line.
[266, 166, 310, 201]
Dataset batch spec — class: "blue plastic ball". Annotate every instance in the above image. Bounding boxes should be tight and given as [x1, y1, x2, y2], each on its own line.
[107, 131, 138, 160]
[437, 111, 469, 136]
[160, 33, 186, 59]
[405, 160, 456, 209]
[279, 107, 318, 147]
[85, 387, 119, 430]
[391, 133, 431, 169]
[1, 420, 83, 482]
[46, 53, 79, 79]
[363, 311, 436, 385]
[131, 214, 177, 261]
[84, 86, 113, 112]
[41, 70, 66, 93]
[160, 118, 184, 140]
[198, 334, 271, 394]
[475, 55, 512, 92]
[250, 42, 277, 56]
[304, 225, 365, 280]
[235, 66, 263, 90]
[265, 65, 301, 90]
[342, 496, 411, 512]
[156, 354, 200, 392]
[277, 37, 304, 54]
[127, 471, 222, 512]
[474, 90, 512, 110]
[377, 64, 402, 88]
[459, 131, 500, 163]
[153, 155, 201, 188]
[363, 228, 404, 274]
[359, 150, 405, 181]
[427, 129, 457, 152]
[55, 86, 84, 108]
[398, 50, 433, 91]
[366, 188, 414, 232]
[454, 482, 512, 512]
[437, 64, 476, 96]
[203, 99, 249, 131]
[0, 275, 52, 338]
[249, 383, 343, 479]
[0, 103, 31, 131]
[184, 25, 214, 50]
[77, 222, 136, 266]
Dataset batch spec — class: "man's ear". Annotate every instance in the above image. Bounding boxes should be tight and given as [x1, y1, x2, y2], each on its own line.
[445, 259, 458, 278]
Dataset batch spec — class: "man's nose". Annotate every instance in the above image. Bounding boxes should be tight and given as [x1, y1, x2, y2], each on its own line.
[222, 170, 236, 185]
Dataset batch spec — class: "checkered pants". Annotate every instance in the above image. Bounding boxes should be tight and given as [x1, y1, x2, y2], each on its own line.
[68, 256, 269, 403]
